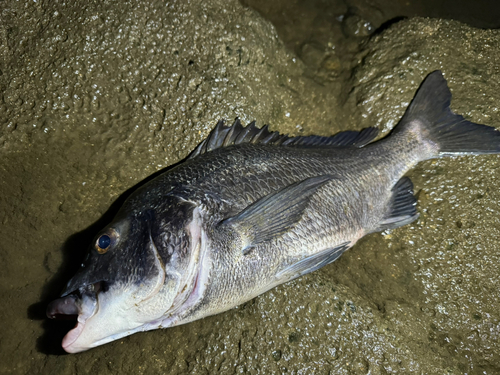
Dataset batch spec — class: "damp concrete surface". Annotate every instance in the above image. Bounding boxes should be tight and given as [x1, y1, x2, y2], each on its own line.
[0, 0, 500, 374]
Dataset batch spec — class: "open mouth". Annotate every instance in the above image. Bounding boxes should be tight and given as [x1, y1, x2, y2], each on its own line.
[46, 281, 105, 352]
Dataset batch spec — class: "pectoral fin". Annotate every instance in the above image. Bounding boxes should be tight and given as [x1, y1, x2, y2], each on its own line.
[276, 242, 350, 282]
[220, 175, 335, 254]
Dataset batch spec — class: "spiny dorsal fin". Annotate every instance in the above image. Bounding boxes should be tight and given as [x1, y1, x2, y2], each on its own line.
[188, 119, 378, 159]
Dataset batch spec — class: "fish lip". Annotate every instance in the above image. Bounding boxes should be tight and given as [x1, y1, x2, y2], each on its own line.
[47, 281, 104, 353]
[46, 294, 79, 319]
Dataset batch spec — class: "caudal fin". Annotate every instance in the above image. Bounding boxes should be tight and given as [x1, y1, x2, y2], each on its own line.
[396, 71, 500, 156]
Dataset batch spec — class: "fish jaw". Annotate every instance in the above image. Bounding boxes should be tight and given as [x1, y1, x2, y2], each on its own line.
[46, 283, 101, 353]
[46, 280, 167, 353]
[59, 286, 157, 353]
[61, 294, 97, 352]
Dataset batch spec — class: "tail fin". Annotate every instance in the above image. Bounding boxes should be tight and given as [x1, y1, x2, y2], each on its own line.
[396, 70, 500, 156]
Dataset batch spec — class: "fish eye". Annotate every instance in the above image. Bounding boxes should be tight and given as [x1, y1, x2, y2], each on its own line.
[98, 235, 110, 249]
[95, 229, 118, 254]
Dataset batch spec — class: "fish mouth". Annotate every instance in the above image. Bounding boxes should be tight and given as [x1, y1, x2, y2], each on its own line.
[46, 281, 105, 353]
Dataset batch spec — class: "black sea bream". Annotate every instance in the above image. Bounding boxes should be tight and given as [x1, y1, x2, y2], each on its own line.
[47, 71, 500, 353]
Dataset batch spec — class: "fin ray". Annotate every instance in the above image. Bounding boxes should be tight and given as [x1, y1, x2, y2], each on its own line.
[276, 242, 350, 282]
[189, 119, 378, 159]
[220, 175, 335, 254]
[396, 70, 500, 156]
[377, 177, 418, 231]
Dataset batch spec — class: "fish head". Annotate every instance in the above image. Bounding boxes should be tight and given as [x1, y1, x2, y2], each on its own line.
[47, 196, 207, 353]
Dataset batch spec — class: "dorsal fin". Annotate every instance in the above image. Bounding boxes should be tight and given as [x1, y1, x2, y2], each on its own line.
[282, 127, 378, 147]
[188, 119, 378, 159]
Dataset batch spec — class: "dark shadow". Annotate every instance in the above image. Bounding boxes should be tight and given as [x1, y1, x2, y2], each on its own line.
[28, 158, 187, 355]
[373, 16, 407, 36]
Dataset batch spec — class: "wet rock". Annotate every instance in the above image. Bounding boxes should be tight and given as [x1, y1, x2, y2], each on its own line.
[299, 41, 326, 68]
[342, 14, 375, 37]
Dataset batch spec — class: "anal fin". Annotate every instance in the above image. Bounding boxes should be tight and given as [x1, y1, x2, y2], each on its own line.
[276, 242, 350, 282]
[377, 177, 418, 231]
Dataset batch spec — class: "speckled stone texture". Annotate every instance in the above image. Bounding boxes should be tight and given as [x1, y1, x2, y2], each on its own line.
[1, 0, 500, 373]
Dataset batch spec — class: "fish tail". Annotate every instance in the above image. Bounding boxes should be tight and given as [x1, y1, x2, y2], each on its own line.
[394, 71, 500, 158]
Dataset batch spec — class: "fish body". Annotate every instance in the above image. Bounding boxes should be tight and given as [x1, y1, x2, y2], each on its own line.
[47, 71, 500, 353]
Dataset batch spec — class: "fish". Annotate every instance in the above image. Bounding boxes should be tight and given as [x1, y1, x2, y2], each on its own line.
[46, 71, 500, 353]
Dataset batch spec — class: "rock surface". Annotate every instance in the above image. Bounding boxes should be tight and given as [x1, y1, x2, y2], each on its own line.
[0, 0, 499, 372]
